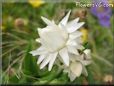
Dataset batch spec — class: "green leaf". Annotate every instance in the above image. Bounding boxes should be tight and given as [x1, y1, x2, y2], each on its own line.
[38, 67, 50, 77]
[46, 72, 69, 85]
[38, 66, 62, 84]
[56, 72, 69, 84]
[1, 72, 9, 84]
[40, 67, 60, 81]
[9, 75, 19, 83]
[73, 75, 84, 84]
[22, 41, 39, 77]
[86, 66, 95, 84]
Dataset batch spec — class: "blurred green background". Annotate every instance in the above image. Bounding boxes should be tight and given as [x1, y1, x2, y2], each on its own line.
[1, 0, 114, 85]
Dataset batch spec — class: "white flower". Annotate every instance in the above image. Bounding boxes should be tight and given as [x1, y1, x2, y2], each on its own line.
[63, 49, 91, 81]
[30, 10, 85, 71]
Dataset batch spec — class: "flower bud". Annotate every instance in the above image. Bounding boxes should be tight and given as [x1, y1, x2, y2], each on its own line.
[104, 75, 113, 83]
[14, 18, 28, 28]
[75, 9, 87, 20]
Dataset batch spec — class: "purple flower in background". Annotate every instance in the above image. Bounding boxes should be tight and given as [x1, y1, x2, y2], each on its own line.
[91, 0, 112, 28]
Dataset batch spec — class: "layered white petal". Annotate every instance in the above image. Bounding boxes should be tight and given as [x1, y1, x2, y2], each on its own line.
[51, 20, 55, 24]
[36, 38, 41, 43]
[84, 49, 91, 59]
[67, 22, 85, 33]
[82, 60, 91, 66]
[69, 31, 82, 40]
[37, 55, 47, 64]
[68, 71, 77, 81]
[38, 27, 68, 52]
[75, 44, 84, 50]
[29, 46, 47, 56]
[69, 54, 78, 62]
[41, 16, 55, 26]
[82, 66, 88, 76]
[58, 23, 68, 33]
[59, 10, 71, 26]
[40, 54, 51, 69]
[30, 50, 39, 56]
[70, 53, 91, 66]
[68, 18, 79, 25]
[59, 48, 69, 66]
[75, 37, 83, 44]
[75, 22, 85, 30]
[66, 39, 84, 50]
[66, 39, 77, 46]
[48, 52, 58, 71]
[72, 54, 81, 61]
[72, 54, 91, 66]
[70, 62, 82, 77]
[67, 46, 79, 55]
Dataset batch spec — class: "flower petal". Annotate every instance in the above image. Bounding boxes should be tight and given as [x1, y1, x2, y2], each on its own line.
[70, 62, 82, 77]
[40, 54, 51, 69]
[75, 22, 85, 30]
[68, 71, 77, 81]
[69, 54, 77, 62]
[48, 52, 58, 71]
[69, 31, 82, 40]
[67, 46, 79, 55]
[82, 60, 92, 66]
[37, 55, 47, 64]
[66, 39, 77, 46]
[70, 54, 81, 61]
[84, 49, 91, 59]
[51, 20, 55, 23]
[75, 37, 83, 44]
[67, 22, 85, 33]
[38, 26, 68, 52]
[59, 10, 71, 26]
[59, 48, 69, 66]
[67, 18, 79, 26]
[75, 44, 84, 50]
[82, 66, 88, 76]
[41, 16, 55, 26]
[58, 23, 68, 33]
[29, 46, 47, 56]
[66, 39, 84, 50]
[36, 38, 41, 43]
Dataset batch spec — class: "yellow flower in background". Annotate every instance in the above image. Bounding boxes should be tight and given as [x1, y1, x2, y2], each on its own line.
[28, 0, 45, 8]
[80, 28, 88, 43]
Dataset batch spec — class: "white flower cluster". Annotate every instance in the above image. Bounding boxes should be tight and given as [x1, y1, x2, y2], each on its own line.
[30, 10, 92, 81]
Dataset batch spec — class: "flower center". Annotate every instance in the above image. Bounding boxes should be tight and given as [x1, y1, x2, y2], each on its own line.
[40, 27, 68, 52]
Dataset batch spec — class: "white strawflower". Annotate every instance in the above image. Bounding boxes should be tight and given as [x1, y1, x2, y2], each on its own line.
[30, 10, 85, 71]
[63, 49, 92, 81]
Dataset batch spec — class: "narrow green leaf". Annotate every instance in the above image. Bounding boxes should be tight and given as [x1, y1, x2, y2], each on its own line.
[38, 66, 62, 84]
[86, 66, 95, 84]
[22, 41, 39, 77]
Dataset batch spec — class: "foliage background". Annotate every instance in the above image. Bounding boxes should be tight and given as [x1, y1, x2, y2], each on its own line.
[1, 0, 114, 85]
